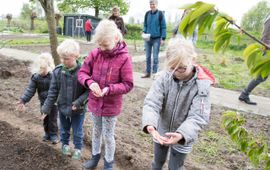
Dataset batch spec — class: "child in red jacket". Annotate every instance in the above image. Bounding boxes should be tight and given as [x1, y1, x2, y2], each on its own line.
[78, 19, 133, 170]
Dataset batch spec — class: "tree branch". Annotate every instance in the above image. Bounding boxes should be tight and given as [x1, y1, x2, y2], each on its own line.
[218, 13, 269, 49]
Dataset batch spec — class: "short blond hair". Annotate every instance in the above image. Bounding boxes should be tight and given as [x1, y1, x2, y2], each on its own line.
[31, 53, 55, 74]
[112, 6, 120, 12]
[57, 39, 80, 58]
[93, 19, 123, 48]
[165, 39, 197, 70]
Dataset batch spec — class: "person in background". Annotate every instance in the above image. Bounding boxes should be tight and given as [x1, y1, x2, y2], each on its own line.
[238, 15, 270, 105]
[85, 19, 92, 42]
[109, 6, 127, 35]
[141, 0, 166, 79]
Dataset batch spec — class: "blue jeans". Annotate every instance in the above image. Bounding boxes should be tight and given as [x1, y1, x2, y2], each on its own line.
[152, 143, 187, 170]
[59, 112, 85, 150]
[145, 38, 161, 74]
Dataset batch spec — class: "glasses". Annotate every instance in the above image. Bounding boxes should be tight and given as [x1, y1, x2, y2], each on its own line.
[171, 66, 187, 73]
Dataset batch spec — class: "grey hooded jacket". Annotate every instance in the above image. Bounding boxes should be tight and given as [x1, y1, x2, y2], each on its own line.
[142, 70, 211, 153]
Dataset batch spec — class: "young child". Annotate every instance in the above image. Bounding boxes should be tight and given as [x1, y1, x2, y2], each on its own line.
[142, 39, 214, 169]
[78, 19, 133, 170]
[41, 39, 88, 160]
[17, 53, 59, 144]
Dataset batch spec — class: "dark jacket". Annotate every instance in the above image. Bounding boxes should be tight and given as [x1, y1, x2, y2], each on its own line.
[42, 62, 88, 117]
[262, 15, 270, 45]
[20, 73, 52, 106]
[109, 15, 127, 35]
[143, 10, 166, 40]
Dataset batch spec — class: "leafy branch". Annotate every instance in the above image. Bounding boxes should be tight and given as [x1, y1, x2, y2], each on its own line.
[178, 1, 270, 78]
[222, 111, 270, 169]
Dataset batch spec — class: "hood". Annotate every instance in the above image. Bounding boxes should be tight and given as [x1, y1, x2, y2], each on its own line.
[194, 64, 216, 85]
[97, 41, 128, 58]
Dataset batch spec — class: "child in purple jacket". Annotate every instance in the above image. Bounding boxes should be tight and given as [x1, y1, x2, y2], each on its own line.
[78, 19, 133, 170]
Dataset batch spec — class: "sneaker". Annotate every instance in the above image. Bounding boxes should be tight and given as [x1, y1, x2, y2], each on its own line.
[42, 133, 50, 142]
[50, 135, 59, 144]
[62, 145, 71, 156]
[72, 149, 81, 160]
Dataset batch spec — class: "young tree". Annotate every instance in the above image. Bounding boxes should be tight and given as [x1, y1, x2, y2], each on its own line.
[30, 11, 37, 30]
[6, 14, 12, 27]
[241, 1, 270, 33]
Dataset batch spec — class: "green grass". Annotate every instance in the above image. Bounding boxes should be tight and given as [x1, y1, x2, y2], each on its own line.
[192, 130, 238, 165]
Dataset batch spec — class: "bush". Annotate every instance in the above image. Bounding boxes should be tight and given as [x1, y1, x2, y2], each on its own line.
[125, 24, 142, 40]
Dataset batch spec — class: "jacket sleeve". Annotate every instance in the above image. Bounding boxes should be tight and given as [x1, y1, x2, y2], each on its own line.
[108, 57, 133, 95]
[176, 88, 211, 145]
[143, 12, 148, 33]
[261, 17, 270, 45]
[72, 88, 89, 108]
[78, 53, 95, 88]
[142, 72, 166, 133]
[160, 12, 167, 40]
[41, 70, 59, 114]
[20, 74, 37, 104]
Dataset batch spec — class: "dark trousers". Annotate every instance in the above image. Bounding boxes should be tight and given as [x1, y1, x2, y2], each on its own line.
[86, 31, 91, 42]
[151, 143, 187, 170]
[43, 104, 58, 136]
[240, 75, 268, 98]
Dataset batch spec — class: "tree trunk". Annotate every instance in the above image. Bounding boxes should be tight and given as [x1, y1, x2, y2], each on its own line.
[30, 19, 35, 30]
[7, 19, 11, 27]
[95, 7, 99, 17]
[39, 0, 61, 65]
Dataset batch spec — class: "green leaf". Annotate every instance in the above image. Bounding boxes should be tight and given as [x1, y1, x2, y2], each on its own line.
[187, 18, 199, 37]
[189, 3, 215, 22]
[240, 140, 249, 152]
[243, 43, 261, 58]
[214, 33, 232, 52]
[179, 14, 191, 38]
[207, 11, 218, 30]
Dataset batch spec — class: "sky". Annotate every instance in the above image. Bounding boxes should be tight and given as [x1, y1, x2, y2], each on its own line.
[0, 0, 264, 24]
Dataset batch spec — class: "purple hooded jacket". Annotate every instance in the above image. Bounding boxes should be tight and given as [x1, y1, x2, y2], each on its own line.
[78, 42, 133, 116]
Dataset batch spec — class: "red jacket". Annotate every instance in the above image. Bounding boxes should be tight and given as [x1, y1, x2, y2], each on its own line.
[78, 42, 134, 116]
[85, 20, 92, 32]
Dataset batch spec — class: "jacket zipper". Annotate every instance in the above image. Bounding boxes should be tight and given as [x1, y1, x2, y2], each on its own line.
[108, 67, 112, 82]
[169, 82, 183, 132]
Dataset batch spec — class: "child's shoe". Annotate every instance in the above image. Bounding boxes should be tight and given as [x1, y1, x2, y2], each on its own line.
[62, 144, 71, 156]
[50, 135, 59, 144]
[72, 149, 81, 160]
[42, 133, 50, 142]
[104, 158, 114, 170]
[83, 154, 101, 169]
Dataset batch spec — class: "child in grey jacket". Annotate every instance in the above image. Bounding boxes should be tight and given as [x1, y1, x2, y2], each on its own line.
[142, 39, 214, 170]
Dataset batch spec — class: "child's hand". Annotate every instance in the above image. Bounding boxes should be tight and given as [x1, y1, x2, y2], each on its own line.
[72, 105, 77, 111]
[16, 101, 26, 112]
[147, 126, 168, 145]
[101, 87, 109, 96]
[163, 132, 183, 145]
[39, 114, 46, 120]
[89, 83, 102, 97]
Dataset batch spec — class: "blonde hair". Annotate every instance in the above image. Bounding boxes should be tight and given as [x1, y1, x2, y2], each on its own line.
[31, 53, 55, 74]
[57, 39, 80, 58]
[165, 39, 197, 70]
[112, 6, 120, 12]
[93, 19, 123, 48]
